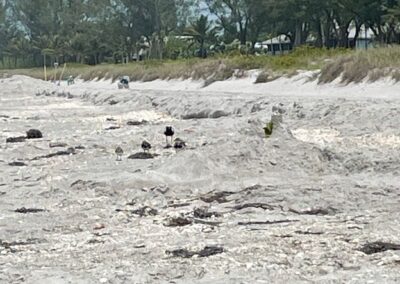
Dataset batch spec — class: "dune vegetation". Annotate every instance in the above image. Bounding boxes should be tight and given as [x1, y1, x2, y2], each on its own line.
[3, 46, 400, 85]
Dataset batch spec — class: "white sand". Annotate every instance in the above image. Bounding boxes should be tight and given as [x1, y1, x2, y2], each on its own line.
[1, 73, 400, 283]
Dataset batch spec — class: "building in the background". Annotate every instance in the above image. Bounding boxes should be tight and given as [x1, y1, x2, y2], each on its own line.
[348, 25, 375, 50]
[255, 35, 293, 55]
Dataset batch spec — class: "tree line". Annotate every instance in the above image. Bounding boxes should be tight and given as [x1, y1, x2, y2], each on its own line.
[1, 0, 400, 68]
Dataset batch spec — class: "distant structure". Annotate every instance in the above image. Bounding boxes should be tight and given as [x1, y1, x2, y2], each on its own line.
[348, 26, 375, 50]
[255, 35, 293, 55]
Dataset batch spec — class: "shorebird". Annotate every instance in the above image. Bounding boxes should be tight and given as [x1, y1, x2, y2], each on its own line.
[173, 138, 186, 149]
[164, 126, 175, 146]
[115, 146, 123, 161]
[141, 140, 151, 152]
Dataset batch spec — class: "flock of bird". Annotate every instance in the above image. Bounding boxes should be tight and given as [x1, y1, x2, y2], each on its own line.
[115, 126, 185, 161]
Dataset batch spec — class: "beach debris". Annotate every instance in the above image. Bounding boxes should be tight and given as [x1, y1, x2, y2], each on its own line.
[200, 190, 235, 204]
[164, 126, 175, 146]
[231, 203, 274, 211]
[6, 136, 26, 143]
[26, 129, 43, 139]
[131, 206, 158, 217]
[127, 120, 148, 126]
[164, 216, 193, 227]
[141, 140, 151, 152]
[193, 207, 222, 219]
[8, 161, 27, 167]
[105, 125, 120, 131]
[358, 242, 400, 255]
[14, 207, 47, 214]
[49, 142, 68, 148]
[93, 223, 106, 230]
[31, 147, 76, 160]
[115, 146, 123, 161]
[128, 152, 158, 159]
[166, 246, 224, 258]
[1, 238, 45, 250]
[238, 219, 299, 226]
[288, 207, 337, 216]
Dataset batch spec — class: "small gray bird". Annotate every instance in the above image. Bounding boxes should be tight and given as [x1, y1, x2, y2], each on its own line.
[173, 138, 186, 149]
[141, 140, 151, 152]
[115, 146, 123, 161]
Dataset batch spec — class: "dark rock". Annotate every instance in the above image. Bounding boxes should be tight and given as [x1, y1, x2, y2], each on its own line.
[26, 129, 43, 139]
[197, 246, 224, 257]
[359, 242, 400, 255]
[127, 120, 148, 126]
[200, 191, 235, 203]
[8, 162, 27, 167]
[6, 136, 26, 143]
[166, 246, 224, 258]
[106, 117, 117, 122]
[109, 100, 119, 105]
[0, 115, 10, 118]
[128, 152, 159, 159]
[164, 216, 193, 227]
[15, 207, 46, 214]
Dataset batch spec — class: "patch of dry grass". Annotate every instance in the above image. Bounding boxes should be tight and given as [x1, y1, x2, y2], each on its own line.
[319, 46, 400, 84]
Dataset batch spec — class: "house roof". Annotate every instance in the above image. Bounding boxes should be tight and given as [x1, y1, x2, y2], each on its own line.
[261, 35, 291, 45]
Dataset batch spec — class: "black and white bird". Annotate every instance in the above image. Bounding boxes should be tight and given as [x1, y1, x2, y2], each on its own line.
[164, 126, 175, 146]
[115, 146, 123, 161]
[141, 140, 152, 152]
[173, 138, 186, 149]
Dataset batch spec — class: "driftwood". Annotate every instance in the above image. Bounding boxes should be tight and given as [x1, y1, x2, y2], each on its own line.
[238, 220, 299, 226]
[231, 203, 274, 211]
[166, 246, 224, 258]
[15, 207, 47, 214]
[128, 152, 159, 159]
[8, 162, 27, 167]
[200, 191, 235, 203]
[288, 207, 337, 216]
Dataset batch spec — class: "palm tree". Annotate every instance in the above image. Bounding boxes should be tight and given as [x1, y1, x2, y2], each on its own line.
[184, 15, 215, 58]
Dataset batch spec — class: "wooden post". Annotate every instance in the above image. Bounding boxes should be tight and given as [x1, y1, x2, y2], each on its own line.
[43, 54, 47, 81]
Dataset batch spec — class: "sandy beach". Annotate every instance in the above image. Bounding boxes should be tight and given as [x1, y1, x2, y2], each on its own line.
[1, 74, 400, 283]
